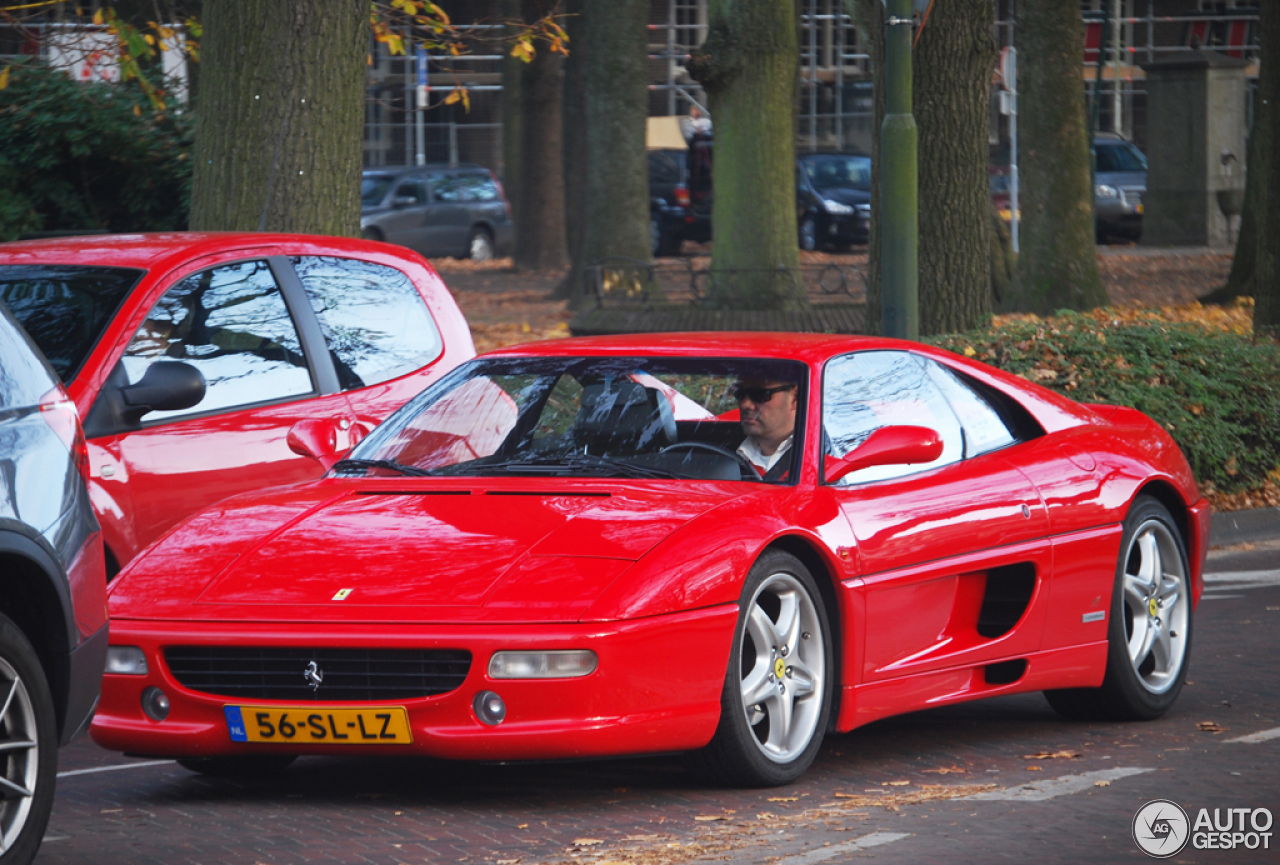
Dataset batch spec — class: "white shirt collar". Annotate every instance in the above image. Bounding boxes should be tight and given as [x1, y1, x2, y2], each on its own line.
[737, 434, 794, 473]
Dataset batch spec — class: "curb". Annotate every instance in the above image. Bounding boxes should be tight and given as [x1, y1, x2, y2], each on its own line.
[1209, 507, 1280, 547]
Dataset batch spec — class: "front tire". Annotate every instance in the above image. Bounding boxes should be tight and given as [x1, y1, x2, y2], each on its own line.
[698, 550, 833, 786]
[0, 614, 57, 865]
[1045, 495, 1192, 721]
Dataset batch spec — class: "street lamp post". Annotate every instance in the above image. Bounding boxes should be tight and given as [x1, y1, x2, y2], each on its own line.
[880, 0, 918, 340]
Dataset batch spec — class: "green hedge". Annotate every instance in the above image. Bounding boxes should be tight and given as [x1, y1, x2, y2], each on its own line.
[928, 311, 1280, 494]
[0, 63, 192, 241]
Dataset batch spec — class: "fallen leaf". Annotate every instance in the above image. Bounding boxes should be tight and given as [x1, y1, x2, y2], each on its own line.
[767, 796, 798, 802]
[1026, 766, 1043, 771]
[1196, 721, 1228, 733]
[497, 860, 521, 865]
[517, 824, 528, 829]
[886, 781, 910, 786]
[694, 815, 727, 822]
[1022, 750, 1081, 760]
[1095, 780, 1111, 787]
[572, 839, 604, 846]
[923, 766, 968, 774]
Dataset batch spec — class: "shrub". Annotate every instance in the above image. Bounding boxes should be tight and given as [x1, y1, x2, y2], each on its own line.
[0, 63, 192, 240]
[928, 306, 1280, 495]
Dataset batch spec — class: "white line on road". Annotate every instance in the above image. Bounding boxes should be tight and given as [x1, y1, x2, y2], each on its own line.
[1224, 727, 1280, 744]
[1204, 569, 1280, 584]
[771, 832, 911, 865]
[963, 767, 1153, 802]
[57, 760, 173, 779]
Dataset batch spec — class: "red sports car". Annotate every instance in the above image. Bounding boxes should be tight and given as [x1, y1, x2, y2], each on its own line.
[0, 233, 474, 574]
[92, 334, 1209, 786]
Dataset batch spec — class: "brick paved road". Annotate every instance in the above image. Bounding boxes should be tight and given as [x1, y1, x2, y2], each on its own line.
[37, 549, 1280, 865]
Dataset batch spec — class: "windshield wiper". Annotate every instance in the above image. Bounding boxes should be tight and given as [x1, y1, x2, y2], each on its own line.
[330, 458, 435, 478]
[445, 455, 686, 480]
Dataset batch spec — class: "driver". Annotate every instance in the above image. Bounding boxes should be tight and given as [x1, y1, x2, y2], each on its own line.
[734, 378, 798, 480]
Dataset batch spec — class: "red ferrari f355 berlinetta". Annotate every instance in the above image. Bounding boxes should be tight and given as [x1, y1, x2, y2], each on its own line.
[92, 333, 1209, 786]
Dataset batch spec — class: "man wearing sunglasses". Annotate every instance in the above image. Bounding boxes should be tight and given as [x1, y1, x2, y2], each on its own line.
[734, 379, 798, 481]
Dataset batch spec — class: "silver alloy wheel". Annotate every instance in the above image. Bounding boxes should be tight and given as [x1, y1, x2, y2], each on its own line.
[1121, 519, 1189, 695]
[469, 230, 494, 261]
[0, 657, 39, 854]
[799, 216, 817, 251]
[737, 572, 826, 764]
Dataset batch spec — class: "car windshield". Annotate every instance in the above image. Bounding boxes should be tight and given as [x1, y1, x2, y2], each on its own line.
[362, 175, 395, 206]
[0, 265, 144, 383]
[803, 155, 871, 192]
[1095, 142, 1147, 173]
[337, 356, 807, 483]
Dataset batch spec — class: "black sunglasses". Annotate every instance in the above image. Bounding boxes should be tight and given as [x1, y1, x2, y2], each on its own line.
[733, 383, 795, 404]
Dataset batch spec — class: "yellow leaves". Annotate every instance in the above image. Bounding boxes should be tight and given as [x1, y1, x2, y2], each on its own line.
[442, 86, 470, 111]
[962, 346, 976, 357]
[1022, 750, 1081, 760]
[93, 8, 105, 25]
[510, 36, 536, 63]
[1095, 780, 1112, 787]
[0, 66, 9, 90]
[133, 104, 141, 116]
[1197, 721, 1228, 733]
[1225, 455, 1239, 476]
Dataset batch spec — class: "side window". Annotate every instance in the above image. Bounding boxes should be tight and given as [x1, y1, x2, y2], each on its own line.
[925, 363, 1017, 457]
[822, 350, 963, 485]
[394, 178, 427, 205]
[428, 174, 464, 202]
[456, 172, 499, 202]
[122, 261, 312, 420]
[291, 256, 443, 390]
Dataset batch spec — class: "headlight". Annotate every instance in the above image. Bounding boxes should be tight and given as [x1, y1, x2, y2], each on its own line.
[856, 203, 871, 216]
[489, 650, 598, 679]
[106, 646, 148, 675]
[1095, 184, 1118, 198]
[823, 200, 854, 215]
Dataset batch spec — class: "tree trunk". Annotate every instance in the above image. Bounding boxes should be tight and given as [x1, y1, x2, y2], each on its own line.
[1255, 1, 1279, 338]
[501, 0, 524, 240]
[853, 0, 885, 331]
[513, 0, 569, 271]
[1005, 1, 1107, 314]
[692, 0, 802, 311]
[189, 0, 367, 235]
[854, 0, 995, 335]
[555, 0, 588, 299]
[560, 0, 651, 309]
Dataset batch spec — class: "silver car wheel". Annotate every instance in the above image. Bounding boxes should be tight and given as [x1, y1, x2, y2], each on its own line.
[799, 216, 817, 251]
[737, 572, 826, 764]
[1121, 519, 1189, 695]
[469, 230, 495, 261]
[0, 657, 39, 854]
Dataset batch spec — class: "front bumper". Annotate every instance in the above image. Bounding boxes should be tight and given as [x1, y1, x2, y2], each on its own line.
[91, 605, 736, 762]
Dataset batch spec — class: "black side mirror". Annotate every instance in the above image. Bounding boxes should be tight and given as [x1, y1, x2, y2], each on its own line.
[119, 361, 206, 418]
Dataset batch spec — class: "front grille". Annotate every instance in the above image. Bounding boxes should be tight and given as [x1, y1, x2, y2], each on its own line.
[1121, 188, 1143, 207]
[164, 647, 472, 701]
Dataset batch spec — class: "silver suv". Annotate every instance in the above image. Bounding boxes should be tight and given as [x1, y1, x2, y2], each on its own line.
[361, 165, 514, 261]
[1094, 135, 1147, 242]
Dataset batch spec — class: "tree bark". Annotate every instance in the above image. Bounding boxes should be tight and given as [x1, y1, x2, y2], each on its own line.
[1255, 1, 1279, 337]
[1204, 100, 1263, 303]
[513, 0, 569, 271]
[559, 0, 651, 309]
[691, 0, 802, 311]
[189, 0, 367, 235]
[854, 0, 996, 334]
[501, 0, 524, 239]
[1005, 1, 1107, 314]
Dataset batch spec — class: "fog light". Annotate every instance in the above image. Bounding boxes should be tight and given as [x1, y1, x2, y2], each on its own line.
[488, 650, 598, 679]
[141, 686, 170, 722]
[473, 690, 506, 726]
[105, 646, 148, 675]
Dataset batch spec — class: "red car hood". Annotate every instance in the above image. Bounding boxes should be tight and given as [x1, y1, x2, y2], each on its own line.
[111, 481, 744, 623]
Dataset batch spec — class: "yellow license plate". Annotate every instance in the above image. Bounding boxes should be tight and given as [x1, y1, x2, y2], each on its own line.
[225, 706, 412, 744]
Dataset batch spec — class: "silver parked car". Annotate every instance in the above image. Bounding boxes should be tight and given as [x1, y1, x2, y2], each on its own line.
[361, 165, 514, 261]
[1094, 134, 1146, 242]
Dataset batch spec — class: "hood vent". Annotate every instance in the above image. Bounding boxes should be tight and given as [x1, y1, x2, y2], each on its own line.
[356, 490, 471, 496]
[484, 490, 611, 498]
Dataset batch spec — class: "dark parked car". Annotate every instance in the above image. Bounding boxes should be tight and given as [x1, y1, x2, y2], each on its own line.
[648, 138, 714, 257]
[0, 300, 107, 865]
[361, 165, 514, 261]
[648, 141, 870, 256]
[796, 152, 871, 251]
[1094, 134, 1146, 242]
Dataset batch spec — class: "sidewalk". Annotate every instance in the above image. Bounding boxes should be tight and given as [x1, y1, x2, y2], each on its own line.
[1210, 506, 1280, 546]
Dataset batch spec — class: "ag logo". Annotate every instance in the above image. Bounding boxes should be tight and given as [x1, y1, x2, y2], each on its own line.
[1133, 799, 1190, 858]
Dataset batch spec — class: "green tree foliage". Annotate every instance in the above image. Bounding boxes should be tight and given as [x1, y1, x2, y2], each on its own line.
[0, 63, 192, 241]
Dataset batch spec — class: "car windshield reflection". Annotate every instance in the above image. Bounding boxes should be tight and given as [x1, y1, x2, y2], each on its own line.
[336, 356, 808, 483]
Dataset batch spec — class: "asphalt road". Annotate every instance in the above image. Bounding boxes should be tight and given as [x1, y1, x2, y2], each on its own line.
[37, 537, 1280, 865]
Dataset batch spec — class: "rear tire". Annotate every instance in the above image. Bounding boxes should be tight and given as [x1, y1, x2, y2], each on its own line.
[1045, 495, 1192, 721]
[177, 755, 298, 777]
[467, 228, 495, 261]
[798, 216, 818, 252]
[697, 550, 833, 787]
[361, 227, 383, 242]
[0, 614, 58, 865]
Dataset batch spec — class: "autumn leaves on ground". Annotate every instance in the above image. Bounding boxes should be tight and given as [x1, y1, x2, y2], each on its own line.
[435, 249, 1279, 514]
